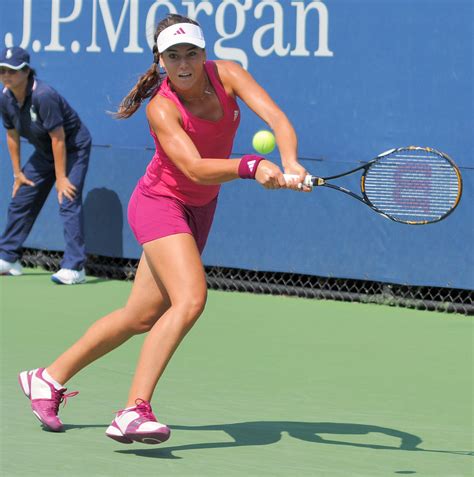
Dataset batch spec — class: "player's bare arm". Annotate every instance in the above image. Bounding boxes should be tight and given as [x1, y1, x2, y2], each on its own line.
[147, 95, 283, 188]
[217, 61, 307, 189]
[216, 61, 299, 168]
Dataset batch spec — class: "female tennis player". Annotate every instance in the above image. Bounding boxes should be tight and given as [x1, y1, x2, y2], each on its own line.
[18, 14, 308, 444]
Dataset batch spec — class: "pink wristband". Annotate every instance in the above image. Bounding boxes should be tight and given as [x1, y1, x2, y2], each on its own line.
[238, 155, 264, 179]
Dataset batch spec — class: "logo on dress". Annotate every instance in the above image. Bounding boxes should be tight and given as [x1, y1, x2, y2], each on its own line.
[174, 27, 186, 35]
[30, 106, 37, 122]
[6, 49, 12, 59]
[233, 110, 239, 121]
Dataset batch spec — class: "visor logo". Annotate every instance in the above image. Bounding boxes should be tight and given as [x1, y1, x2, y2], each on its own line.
[174, 27, 186, 35]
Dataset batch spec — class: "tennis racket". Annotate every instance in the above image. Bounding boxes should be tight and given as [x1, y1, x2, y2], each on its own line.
[284, 146, 462, 225]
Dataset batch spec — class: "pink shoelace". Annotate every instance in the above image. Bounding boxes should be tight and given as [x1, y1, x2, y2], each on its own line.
[48, 388, 79, 413]
[116, 398, 155, 420]
[134, 399, 155, 420]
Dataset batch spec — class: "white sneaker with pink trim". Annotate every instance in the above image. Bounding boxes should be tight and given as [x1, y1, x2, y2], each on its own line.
[18, 368, 78, 432]
[106, 399, 170, 445]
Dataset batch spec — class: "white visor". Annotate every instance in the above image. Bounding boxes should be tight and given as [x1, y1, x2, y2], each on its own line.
[157, 23, 205, 54]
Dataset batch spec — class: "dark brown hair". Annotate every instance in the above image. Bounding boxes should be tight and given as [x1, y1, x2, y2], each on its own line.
[115, 14, 200, 119]
[25, 66, 36, 79]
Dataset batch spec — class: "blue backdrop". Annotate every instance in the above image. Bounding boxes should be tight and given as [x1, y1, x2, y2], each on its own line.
[1, 0, 473, 289]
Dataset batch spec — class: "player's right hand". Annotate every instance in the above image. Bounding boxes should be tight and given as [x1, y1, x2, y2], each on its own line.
[284, 163, 312, 192]
[12, 172, 35, 198]
[255, 160, 286, 190]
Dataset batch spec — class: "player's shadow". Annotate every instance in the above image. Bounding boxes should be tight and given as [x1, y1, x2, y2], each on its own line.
[38, 423, 107, 433]
[115, 421, 473, 459]
[83, 187, 123, 257]
[62, 423, 108, 431]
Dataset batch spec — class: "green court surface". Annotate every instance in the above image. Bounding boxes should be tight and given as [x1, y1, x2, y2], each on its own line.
[1, 268, 472, 476]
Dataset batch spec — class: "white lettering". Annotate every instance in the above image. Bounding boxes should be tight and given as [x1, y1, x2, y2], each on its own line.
[45, 0, 83, 52]
[87, 0, 100, 52]
[214, 0, 253, 69]
[4, 0, 32, 48]
[2, 0, 335, 66]
[145, 0, 177, 50]
[291, 1, 333, 57]
[125, 0, 143, 53]
[86, 0, 143, 53]
[253, 0, 290, 57]
[182, 1, 214, 22]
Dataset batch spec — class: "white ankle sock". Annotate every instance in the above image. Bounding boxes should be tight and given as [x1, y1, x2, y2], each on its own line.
[42, 369, 64, 389]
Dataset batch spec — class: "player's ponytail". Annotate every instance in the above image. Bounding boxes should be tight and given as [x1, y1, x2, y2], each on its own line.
[115, 44, 161, 119]
[115, 14, 200, 119]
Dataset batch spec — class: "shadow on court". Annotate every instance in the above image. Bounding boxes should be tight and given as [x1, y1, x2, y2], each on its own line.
[82, 277, 111, 285]
[114, 421, 473, 459]
[62, 424, 108, 431]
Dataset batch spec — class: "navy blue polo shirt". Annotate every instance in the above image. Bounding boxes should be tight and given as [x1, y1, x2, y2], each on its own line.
[0, 77, 91, 159]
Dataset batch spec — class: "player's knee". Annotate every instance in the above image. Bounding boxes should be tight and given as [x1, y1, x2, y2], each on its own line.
[132, 317, 157, 334]
[123, 307, 162, 334]
[186, 295, 207, 320]
[177, 292, 207, 325]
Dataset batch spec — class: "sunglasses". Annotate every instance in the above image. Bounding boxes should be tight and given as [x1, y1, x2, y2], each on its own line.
[0, 68, 19, 75]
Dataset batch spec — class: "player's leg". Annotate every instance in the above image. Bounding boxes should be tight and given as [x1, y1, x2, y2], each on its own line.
[107, 232, 207, 444]
[19, 252, 170, 431]
[127, 233, 207, 404]
[48, 252, 170, 382]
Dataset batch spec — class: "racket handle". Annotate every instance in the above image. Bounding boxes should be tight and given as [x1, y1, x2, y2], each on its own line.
[283, 174, 315, 188]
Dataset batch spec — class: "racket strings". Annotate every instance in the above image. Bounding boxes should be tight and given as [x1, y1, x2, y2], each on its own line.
[363, 150, 461, 223]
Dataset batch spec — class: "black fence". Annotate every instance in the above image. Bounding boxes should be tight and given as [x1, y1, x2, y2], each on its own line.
[21, 248, 473, 315]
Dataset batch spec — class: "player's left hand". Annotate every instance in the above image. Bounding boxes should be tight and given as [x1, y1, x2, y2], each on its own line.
[255, 160, 286, 189]
[56, 177, 77, 203]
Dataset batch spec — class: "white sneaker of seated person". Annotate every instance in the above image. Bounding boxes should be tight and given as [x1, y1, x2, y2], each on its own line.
[0, 259, 23, 276]
[51, 268, 86, 285]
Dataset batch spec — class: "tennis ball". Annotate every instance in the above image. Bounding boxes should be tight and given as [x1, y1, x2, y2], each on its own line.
[252, 130, 275, 155]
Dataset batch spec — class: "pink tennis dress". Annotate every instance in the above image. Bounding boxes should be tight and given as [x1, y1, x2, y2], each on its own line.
[128, 61, 240, 252]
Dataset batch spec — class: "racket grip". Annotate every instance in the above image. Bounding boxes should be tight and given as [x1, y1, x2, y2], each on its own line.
[283, 174, 314, 188]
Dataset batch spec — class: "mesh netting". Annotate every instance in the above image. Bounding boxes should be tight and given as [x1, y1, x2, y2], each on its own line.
[20, 248, 473, 315]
